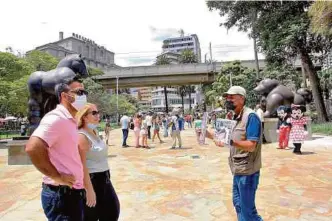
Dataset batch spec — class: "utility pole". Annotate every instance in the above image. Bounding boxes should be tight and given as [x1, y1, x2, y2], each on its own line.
[209, 42, 213, 64]
[116, 76, 119, 123]
[164, 86, 168, 113]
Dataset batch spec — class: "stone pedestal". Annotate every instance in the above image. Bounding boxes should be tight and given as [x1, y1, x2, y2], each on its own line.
[264, 118, 312, 143]
[7, 138, 31, 165]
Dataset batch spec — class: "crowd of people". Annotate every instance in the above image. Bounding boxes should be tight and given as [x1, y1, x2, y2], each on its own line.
[26, 77, 308, 221]
[108, 110, 194, 149]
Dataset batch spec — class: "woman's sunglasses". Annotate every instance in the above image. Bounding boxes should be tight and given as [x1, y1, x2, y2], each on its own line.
[70, 89, 88, 96]
[89, 111, 100, 116]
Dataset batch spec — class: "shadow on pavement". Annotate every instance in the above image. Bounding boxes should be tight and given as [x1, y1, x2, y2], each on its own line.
[311, 136, 325, 140]
[299, 151, 316, 155]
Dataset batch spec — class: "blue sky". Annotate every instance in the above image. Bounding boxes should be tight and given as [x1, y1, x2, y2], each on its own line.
[0, 0, 263, 67]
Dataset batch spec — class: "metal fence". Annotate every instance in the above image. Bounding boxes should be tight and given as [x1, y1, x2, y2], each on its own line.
[0, 121, 22, 140]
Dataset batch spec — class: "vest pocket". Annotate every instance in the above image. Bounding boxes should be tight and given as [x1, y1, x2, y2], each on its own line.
[233, 153, 249, 165]
[232, 152, 253, 174]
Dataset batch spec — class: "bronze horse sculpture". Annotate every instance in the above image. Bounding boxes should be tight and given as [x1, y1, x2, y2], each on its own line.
[27, 54, 89, 134]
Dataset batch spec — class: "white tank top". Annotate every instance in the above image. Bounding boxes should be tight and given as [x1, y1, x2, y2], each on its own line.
[79, 129, 109, 173]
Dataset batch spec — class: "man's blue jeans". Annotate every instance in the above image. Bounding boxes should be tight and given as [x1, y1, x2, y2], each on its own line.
[233, 171, 263, 221]
[122, 129, 128, 146]
[41, 184, 85, 221]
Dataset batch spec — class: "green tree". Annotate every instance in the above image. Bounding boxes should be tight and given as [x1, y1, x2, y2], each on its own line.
[25, 50, 59, 71]
[110, 95, 137, 116]
[309, 1, 332, 36]
[177, 86, 187, 112]
[206, 61, 258, 108]
[262, 65, 302, 91]
[122, 93, 140, 111]
[88, 66, 104, 76]
[207, 1, 331, 122]
[82, 78, 112, 114]
[318, 68, 332, 100]
[82, 78, 137, 117]
[155, 55, 170, 65]
[179, 49, 198, 112]
[155, 55, 171, 113]
[0, 52, 34, 115]
[179, 49, 197, 64]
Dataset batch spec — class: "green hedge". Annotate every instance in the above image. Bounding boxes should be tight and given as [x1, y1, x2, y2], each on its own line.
[97, 122, 120, 131]
[312, 123, 332, 135]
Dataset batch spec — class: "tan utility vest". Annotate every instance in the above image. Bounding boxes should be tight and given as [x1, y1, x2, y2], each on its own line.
[228, 107, 262, 175]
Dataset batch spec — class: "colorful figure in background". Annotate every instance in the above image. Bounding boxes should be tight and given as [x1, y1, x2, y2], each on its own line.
[194, 115, 202, 143]
[276, 106, 291, 149]
[289, 104, 308, 154]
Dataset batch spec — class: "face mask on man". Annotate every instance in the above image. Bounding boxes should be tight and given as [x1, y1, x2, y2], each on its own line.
[225, 100, 236, 111]
[71, 94, 87, 111]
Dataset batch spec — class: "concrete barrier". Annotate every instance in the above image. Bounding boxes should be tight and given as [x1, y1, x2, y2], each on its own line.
[7, 139, 31, 165]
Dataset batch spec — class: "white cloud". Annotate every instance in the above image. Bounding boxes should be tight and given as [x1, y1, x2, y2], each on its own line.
[0, 0, 263, 67]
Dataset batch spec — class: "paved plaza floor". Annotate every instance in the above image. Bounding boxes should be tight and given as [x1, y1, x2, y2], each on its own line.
[0, 127, 331, 221]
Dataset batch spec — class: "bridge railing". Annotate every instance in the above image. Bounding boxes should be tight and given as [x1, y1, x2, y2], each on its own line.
[98, 63, 218, 79]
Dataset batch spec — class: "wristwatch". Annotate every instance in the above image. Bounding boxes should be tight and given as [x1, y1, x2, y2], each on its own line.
[229, 139, 234, 146]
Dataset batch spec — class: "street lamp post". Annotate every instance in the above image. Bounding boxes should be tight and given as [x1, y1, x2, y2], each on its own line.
[116, 76, 119, 123]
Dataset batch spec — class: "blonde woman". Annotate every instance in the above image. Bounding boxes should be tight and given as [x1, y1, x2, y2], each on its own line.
[140, 115, 149, 148]
[76, 103, 120, 221]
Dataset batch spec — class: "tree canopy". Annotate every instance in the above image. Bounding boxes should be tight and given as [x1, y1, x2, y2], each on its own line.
[309, 0, 332, 36]
[207, 1, 331, 122]
[0, 50, 134, 117]
[179, 49, 198, 64]
[0, 52, 34, 116]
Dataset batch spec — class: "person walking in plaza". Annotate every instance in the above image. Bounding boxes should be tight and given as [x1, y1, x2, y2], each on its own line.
[152, 115, 164, 143]
[77, 103, 120, 221]
[207, 86, 263, 221]
[162, 114, 169, 137]
[104, 121, 111, 145]
[25, 80, 88, 221]
[169, 108, 183, 149]
[194, 115, 202, 143]
[120, 114, 130, 147]
[145, 112, 152, 139]
[141, 115, 149, 148]
[133, 113, 142, 148]
[187, 114, 193, 128]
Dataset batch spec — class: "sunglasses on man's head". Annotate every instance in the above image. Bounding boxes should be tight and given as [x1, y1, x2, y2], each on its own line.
[70, 89, 88, 96]
[89, 111, 100, 116]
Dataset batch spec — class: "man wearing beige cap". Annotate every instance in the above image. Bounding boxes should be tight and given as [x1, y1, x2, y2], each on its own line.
[207, 86, 263, 221]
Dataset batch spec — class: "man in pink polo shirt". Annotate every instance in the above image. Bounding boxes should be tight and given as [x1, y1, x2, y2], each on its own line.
[26, 79, 88, 221]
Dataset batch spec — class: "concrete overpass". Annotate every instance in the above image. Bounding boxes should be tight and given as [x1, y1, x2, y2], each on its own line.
[95, 59, 321, 88]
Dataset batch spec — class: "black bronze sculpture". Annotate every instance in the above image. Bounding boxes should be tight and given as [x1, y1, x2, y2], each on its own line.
[27, 54, 88, 134]
[254, 79, 312, 117]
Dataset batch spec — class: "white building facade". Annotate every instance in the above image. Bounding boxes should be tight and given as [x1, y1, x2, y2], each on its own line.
[162, 34, 201, 62]
[151, 87, 197, 112]
[151, 34, 202, 112]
